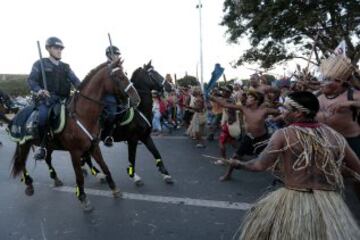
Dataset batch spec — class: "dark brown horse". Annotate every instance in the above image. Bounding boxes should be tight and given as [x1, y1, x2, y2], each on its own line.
[0, 92, 16, 145]
[0, 90, 17, 125]
[11, 59, 140, 211]
[0, 103, 11, 125]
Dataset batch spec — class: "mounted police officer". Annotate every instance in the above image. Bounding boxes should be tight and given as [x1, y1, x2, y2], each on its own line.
[102, 45, 121, 147]
[27, 37, 81, 160]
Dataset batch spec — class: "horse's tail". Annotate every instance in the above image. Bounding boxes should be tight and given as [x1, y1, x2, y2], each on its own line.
[11, 142, 31, 177]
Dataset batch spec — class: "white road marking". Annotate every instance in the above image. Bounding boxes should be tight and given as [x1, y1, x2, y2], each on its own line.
[54, 186, 252, 211]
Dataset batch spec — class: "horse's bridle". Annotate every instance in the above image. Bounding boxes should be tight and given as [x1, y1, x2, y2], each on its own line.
[111, 66, 136, 95]
[146, 67, 167, 90]
[73, 65, 134, 106]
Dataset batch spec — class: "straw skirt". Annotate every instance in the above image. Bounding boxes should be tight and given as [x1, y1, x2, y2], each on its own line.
[237, 187, 360, 240]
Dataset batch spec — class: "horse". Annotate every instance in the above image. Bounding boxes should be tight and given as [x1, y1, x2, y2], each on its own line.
[0, 102, 11, 125]
[80, 61, 174, 186]
[0, 92, 18, 145]
[0, 90, 18, 125]
[11, 58, 140, 211]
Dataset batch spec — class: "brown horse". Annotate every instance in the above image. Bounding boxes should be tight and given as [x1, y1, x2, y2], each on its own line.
[11, 58, 140, 211]
[0, 103, 11, 125]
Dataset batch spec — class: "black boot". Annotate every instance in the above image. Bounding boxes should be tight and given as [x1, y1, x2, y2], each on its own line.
[34, 147, 47, 160]
[104, 136, 113, 147]
[34, 128, 48, 160]
[102, 120, 114, 147]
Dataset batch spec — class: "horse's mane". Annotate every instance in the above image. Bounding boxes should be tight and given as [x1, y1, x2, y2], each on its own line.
[131, 67, 144, 82]
[78, 62, 108, 90]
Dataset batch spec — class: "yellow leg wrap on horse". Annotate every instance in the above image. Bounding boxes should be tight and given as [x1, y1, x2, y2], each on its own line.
[21, 171, 29, 182]
[75, 186, 80, 197]
[128, 166, 134, 176]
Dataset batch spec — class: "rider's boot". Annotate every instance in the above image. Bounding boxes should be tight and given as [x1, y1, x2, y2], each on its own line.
[104, 135, 114, 147]
[103, 124, 114, 147]
[34, 129, 48, 160]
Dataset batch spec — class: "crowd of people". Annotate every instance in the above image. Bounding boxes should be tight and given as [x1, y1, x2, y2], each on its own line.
[150, 55, 360, 239]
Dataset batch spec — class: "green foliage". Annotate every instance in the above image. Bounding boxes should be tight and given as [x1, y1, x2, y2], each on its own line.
[176, 75, 200, 87]
[262, 74, 276, 84]
[222, 0, 360, 68]
[0, 74, 29, 96]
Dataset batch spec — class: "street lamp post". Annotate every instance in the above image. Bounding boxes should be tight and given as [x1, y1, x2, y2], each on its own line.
[196, 0, 204, 91]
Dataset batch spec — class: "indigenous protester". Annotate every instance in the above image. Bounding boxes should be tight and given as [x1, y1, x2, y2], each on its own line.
[165, 89, 178, 129]
[257, 75, 272, 94]
[182, 86, 194, 129]
[27, 37, 80, 160]
[248, 73, 260, 91]
[317, 55, 360, 157]
[164, 73, 176, 93]
[227, 91, 360, 240]
[232, 79, 245, 103]
[186, 86, 206, 148]
[276, 78, 291, 105]
[264, 87, 283, 133]
[102, 45, 121, 147]
[151, 90, 166, 135]
[210, 90, 280, 180]
[215, 85, 241, 165]
[206, 89, 223, 141]
[176, 86, 188, 125]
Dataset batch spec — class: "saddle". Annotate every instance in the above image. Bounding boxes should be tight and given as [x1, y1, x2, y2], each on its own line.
[8, 101, 66, 144]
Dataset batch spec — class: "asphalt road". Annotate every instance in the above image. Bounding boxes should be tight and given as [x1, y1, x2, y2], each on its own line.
[0, 128, 359, 240]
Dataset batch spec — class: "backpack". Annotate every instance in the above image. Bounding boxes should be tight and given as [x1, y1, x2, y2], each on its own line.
[347, 88, 360, 125]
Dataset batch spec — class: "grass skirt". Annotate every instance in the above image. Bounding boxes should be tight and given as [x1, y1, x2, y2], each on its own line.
[237, 188, 360, 240]
[186, 112, 205, 137]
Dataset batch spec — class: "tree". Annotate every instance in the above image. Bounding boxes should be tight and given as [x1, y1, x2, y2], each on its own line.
[0, 74, 29, 96]
[221, 0, 360, 68]
[176, 75, 200, 87]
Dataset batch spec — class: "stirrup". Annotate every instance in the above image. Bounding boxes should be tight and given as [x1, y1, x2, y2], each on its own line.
[104, 136, 114, 147]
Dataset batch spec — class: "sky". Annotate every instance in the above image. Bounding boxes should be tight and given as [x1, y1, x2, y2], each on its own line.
[0, 0, 294, 82]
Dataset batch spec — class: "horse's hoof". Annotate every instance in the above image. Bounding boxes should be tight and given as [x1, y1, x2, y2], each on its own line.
[80, 199, 94, 213]
[133, 174, 144, 187]
[112, 188, 122, 198]
[163, 175, 174, 184]
[54, 178, 64, 187]
[219, 175, 231, 181]
[82, 168, 88, 177]
[96, 173, 107, 184]
[134, 179, 144, 187]
[25, 186, 34, 196]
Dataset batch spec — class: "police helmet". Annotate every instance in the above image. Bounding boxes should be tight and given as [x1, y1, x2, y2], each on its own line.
[106, 46, 121, 59]
[45, 37, 64, 49]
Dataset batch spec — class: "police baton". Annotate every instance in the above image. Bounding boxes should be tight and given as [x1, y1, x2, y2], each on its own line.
[36, 41, 49, 102]
[107, 33, 115, 60]
[37, 41, 48, 103]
